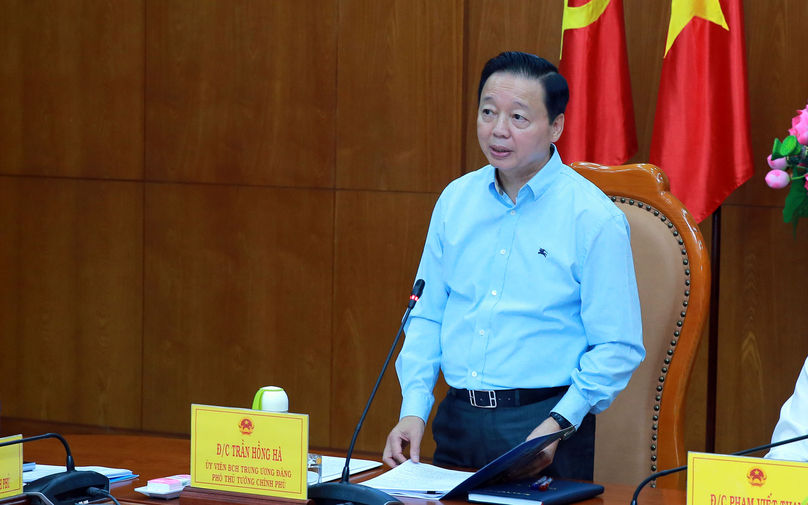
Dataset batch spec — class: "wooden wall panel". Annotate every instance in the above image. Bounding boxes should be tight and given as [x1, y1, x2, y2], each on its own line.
[0, 0, 145, 180]
[0, 176, 143, 427]
[331, 190, 442, 454]
[623, 0, 669, 165]
[715, 205, 808, 453]
[684, 326, 709, 454]
[682, 221, 713, 455]
[145, 0, 337, 187]
[142, 184, 334, 444]
[336, 0, 463, 193]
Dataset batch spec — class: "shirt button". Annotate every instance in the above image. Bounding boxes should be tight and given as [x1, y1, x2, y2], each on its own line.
[479, 330, 485, 335]
[472, 371, 478, 377]
[510, 210, 516, 216]
[492, 290, 497, 296]
[500, 249, 506, 255]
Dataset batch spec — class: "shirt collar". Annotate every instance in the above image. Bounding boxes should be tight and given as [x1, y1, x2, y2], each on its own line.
[489, 145, 564, 202]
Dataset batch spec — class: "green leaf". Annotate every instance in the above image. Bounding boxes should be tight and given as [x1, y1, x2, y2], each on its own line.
[784, 178, 808, 237]
[785, 136, 800, 156]
[778, 136, 801, 158]
[773, 138, 785, 159]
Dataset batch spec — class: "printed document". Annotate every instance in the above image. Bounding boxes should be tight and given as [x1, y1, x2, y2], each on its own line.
[362, 460, 474, 499]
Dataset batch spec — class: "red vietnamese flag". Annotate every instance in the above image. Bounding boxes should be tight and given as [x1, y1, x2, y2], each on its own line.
[649, 0, 754, 223]
[556, 0, 637, 165]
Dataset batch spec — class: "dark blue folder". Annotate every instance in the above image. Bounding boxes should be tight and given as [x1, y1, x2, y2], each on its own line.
[467, 478, 605, 505]
[441, 427, 574, 499]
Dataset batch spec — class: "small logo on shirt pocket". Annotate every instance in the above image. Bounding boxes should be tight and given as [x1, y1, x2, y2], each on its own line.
[538, 248, 548, 257]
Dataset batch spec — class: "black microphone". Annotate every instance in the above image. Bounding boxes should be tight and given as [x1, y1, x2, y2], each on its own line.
[308, 279, 425, 505]
[631, 432, 808, 505]
[407, 279, 425, 309]
[0, 433, 109, 505]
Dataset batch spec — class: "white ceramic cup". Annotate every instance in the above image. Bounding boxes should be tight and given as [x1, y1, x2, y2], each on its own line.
[252, 386, 289, 413]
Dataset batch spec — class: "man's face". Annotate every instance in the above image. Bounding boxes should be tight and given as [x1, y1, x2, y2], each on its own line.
[476, 72, 564, 180]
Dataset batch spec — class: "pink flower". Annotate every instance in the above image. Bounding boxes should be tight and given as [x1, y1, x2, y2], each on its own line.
[789, 102, 808, 144]
[766, 169, 791, 189]
[768, 154, 788, 170]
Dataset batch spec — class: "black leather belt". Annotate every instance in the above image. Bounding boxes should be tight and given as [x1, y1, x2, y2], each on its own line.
[448, 386, 568, 408]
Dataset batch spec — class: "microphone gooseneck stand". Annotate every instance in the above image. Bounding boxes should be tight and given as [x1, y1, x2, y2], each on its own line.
[308, 280, 425, 505]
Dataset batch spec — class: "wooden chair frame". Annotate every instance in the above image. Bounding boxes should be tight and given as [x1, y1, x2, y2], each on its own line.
[571, 162, 710, 489]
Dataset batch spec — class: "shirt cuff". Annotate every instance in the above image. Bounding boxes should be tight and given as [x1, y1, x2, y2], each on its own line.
[400, 393, 435, 423]
[551, 386, 590, 429]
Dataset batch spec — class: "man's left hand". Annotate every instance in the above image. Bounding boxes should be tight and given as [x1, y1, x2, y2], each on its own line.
[509, 416, 562, 479]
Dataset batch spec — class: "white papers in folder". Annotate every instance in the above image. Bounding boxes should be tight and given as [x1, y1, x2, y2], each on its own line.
[361, 460, 474, 499]
[23, 465, 137, 484]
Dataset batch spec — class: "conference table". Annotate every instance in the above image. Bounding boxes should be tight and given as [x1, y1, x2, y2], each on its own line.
[9, 435, 685, 505]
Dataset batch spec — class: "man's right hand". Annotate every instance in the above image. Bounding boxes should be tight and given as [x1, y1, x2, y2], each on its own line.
[383, 416, 426, 467]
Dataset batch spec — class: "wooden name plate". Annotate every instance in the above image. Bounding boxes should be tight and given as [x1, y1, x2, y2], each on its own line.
[180, 486, 314, 505]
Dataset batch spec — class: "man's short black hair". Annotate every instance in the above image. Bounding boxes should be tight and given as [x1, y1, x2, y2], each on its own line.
[477, 51, 569, 122]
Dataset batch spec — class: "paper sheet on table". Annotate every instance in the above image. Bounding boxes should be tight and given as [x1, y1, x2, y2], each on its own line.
[320, 456, 382, 483]
[361, 460, 474, 498]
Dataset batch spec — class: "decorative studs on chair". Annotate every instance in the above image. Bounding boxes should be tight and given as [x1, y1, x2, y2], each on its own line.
[608, 196, 694, 483]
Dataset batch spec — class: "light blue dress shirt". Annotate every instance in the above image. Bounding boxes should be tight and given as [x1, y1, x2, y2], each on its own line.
[395, 148, 644, 429]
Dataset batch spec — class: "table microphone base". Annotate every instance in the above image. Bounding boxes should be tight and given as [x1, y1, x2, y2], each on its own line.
[307, 482, 402, 505]
[24, 470, 109, 505]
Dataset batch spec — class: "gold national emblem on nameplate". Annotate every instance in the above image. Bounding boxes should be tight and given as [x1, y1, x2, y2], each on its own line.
[238, 417, 255, 435]
[747, 467, 766, 487]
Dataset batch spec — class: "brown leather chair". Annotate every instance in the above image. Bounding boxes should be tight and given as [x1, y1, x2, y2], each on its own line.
[570, 162, 710, 490]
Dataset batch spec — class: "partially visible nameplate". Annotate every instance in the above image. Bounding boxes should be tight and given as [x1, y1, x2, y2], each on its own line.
[0, 435, 23, 499]
[191, 404, 309, 500]
[687, 452, 808, 505]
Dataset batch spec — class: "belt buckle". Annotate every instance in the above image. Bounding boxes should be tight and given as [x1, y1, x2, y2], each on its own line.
[468, 390, 497, 408]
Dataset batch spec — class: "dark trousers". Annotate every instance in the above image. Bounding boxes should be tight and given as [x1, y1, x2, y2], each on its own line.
[431, 389, 596, 480]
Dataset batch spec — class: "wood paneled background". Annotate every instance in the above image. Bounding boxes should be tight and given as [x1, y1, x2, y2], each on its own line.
[2, 0, 808, 468]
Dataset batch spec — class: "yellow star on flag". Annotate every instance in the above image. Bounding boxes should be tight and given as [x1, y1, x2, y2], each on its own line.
[664, 0, 729, 57]
[560, 0, 611, 58]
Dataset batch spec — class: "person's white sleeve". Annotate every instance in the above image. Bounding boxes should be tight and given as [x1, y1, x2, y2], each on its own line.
[765, 357, 808, 462]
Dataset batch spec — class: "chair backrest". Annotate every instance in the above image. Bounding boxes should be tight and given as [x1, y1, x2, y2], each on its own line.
[570, 162, 710, 489]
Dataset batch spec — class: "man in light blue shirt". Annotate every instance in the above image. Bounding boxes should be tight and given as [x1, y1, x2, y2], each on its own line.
[382, 52, 644, 479]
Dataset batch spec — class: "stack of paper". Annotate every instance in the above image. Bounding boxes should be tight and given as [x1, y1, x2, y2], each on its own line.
[320, 456, 382, 483]
[23, 465, 137, 484]
[361, 460, 474, 499]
